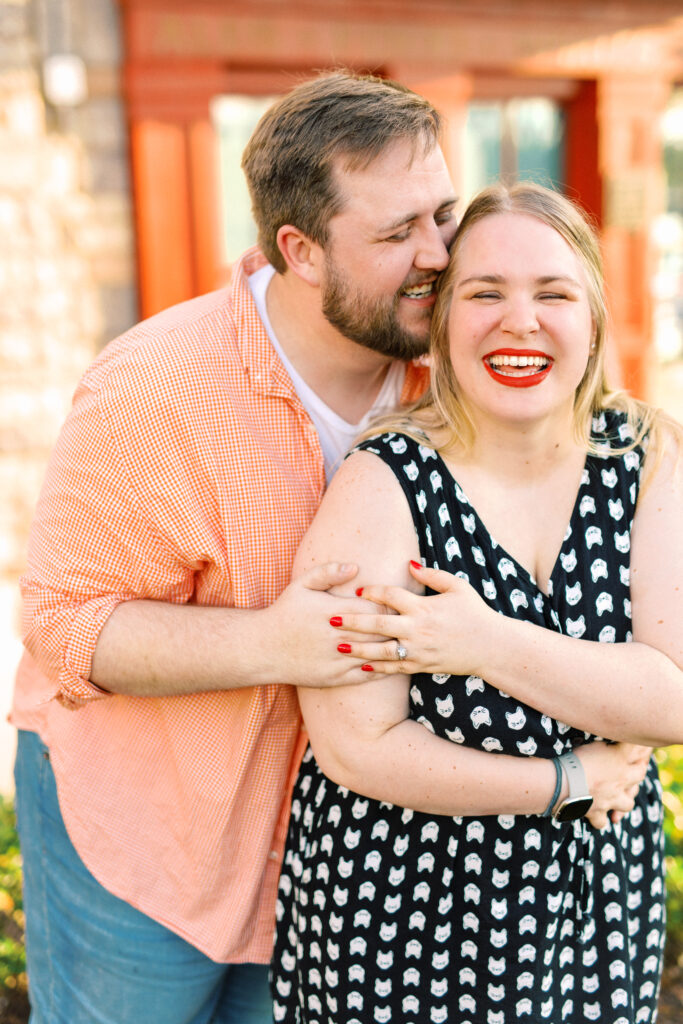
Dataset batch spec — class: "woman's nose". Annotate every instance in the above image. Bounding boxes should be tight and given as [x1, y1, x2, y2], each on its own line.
[500, 299, 539, 337]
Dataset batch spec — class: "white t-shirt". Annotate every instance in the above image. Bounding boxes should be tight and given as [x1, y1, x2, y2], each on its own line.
[249, 264, 406, 483]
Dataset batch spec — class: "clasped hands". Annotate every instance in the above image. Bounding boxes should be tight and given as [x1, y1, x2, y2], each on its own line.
[265, 559, 480, 688]
[331, 560, 492, 676]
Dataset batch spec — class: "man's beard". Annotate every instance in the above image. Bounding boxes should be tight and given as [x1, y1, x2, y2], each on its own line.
[321, 258, 431, 362]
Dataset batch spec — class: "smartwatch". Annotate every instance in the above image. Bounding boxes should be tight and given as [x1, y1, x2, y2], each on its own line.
[552, 751, 594, 822]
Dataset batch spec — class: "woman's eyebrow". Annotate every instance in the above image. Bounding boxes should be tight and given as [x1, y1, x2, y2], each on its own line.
[536, 275, 582, 287]
[456, 273, 582, 287]
[457, 274, 504, 286]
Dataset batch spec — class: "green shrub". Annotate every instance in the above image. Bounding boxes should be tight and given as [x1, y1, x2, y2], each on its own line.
[657, 745, 683, 964]
[0, 796, 26, 994]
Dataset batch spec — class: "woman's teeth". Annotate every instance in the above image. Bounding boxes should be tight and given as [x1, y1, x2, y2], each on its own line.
[487, 355, 549, 368]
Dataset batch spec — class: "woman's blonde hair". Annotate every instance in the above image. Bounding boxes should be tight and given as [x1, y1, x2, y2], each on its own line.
[363, 181, 678, 465]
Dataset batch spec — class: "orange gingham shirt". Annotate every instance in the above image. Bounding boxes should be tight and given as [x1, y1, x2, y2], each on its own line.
[12, 247, 429, 962]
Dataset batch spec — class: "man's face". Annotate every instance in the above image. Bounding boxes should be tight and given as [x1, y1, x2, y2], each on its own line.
[320, 139, 458, 360]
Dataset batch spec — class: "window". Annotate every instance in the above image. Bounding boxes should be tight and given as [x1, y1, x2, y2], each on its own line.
[463, 98, 565, 202]
[211, 94, 275, 265]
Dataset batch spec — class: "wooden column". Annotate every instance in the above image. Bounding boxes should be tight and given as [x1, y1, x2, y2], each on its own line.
[598, 75, 670, 398]
[130, 121, 195, 320]
[564, 80, 602, 227]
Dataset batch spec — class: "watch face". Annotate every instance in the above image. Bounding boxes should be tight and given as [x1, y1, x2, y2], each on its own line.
[554, 796, 594, 823]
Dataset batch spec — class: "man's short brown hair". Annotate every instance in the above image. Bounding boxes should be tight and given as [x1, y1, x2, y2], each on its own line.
[241, 70, 442, 273]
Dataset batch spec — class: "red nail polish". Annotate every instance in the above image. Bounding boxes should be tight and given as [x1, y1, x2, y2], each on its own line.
[409, 560, 422, 570]
[361, 664, 374, 672]
[337, 643, 352, 653]
[355, 587, 364, 597]
[330, 616, 343, 627]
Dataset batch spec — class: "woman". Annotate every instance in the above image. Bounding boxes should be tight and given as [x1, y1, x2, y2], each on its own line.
[272, 183, 683, 1024]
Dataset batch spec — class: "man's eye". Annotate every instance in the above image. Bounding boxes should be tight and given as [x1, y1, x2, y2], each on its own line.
[385, 230, 411, 242]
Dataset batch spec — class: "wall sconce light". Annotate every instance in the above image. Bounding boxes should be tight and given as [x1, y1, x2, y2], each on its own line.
[42, 53, 88, 107]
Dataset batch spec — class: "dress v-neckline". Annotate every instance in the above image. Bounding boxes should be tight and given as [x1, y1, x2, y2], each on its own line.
[428, 446, 591, 600]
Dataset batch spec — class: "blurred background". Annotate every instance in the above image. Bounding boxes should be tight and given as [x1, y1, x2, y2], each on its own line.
[0, 2, 682, 1018]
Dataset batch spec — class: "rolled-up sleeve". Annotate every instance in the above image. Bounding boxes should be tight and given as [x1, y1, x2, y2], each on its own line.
[21, 379, 198, 709]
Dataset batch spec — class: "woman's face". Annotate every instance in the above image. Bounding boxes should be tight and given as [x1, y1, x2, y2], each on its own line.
[446, 211, 595, 433]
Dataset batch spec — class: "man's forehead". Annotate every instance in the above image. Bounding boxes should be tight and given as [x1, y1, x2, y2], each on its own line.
[334, 133, 435, 174]
[330, 139, 453, 217]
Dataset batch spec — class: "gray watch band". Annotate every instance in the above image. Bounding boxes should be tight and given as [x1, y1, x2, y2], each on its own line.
[558, 751, 589, 800]
[552, 750, 594, 822]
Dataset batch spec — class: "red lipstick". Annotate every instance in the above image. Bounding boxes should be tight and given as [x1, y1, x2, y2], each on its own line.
[483, 349, 553, 389]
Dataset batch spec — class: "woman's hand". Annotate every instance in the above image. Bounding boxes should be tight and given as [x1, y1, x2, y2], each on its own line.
[575, 742, 652, 830]
[333, 561, 497, 676]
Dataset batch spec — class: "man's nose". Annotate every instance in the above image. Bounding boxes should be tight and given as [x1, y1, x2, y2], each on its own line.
[413, 222, 451, 272]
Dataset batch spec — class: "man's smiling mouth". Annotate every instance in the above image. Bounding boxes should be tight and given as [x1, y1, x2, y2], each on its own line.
[401, 281, 435, 299]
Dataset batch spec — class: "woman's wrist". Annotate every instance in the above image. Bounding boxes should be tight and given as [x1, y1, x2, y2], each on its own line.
[541, 758, 563, 817]
[535, 756, 569, 818]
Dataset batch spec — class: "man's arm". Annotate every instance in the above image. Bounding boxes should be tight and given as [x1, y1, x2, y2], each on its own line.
[89, 562, 370, 696]
[21, 389, 377, 704]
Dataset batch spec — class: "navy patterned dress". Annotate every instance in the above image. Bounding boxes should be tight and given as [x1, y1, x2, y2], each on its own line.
[273, 410, 666, 1024]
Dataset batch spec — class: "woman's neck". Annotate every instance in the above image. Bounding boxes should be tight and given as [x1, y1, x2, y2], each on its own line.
[447, 404, 584, 484]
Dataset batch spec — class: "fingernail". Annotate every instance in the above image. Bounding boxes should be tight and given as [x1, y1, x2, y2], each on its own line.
[330, 616, 343, 627]
[355, 587, 364, 597]
[361, 664, 374, 672]
[337, 643, 352, 653]
[409, 560, 422, 570]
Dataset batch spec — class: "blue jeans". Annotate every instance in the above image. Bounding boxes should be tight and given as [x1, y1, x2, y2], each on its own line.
[14, 729, 273, 1024]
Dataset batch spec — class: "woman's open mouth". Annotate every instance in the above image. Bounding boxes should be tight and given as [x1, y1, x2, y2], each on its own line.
[483, 350, 553, 388]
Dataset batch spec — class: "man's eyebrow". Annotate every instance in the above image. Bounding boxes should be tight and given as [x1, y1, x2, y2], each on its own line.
[377, 197, 458, 234]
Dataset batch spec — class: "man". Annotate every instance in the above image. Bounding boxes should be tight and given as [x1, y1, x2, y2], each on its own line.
[12, 70, 457, 1023]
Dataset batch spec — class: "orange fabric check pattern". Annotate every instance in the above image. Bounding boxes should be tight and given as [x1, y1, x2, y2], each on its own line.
[12, 248, 429, 962]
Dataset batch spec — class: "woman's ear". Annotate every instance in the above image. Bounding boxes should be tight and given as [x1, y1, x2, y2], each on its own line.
[275, 225, 323, 287]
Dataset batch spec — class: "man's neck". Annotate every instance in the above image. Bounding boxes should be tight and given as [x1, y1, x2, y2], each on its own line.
[266, 270, 395, 423]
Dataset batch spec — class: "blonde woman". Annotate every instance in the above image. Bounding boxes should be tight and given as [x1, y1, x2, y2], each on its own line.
[273, 183, 682, 1024]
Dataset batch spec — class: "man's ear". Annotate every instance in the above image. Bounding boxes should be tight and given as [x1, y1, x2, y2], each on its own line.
[276, 225, 323, 286]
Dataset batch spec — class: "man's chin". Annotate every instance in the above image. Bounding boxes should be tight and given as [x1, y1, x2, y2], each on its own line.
[395, 330, 430, 360]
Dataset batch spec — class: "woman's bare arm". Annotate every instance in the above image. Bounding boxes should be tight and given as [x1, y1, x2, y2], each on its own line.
[335, 433, 683, 746]
[295, 450, 650, 823]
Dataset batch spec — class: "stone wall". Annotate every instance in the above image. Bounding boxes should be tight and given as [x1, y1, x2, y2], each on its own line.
[0, 0, 136, 792]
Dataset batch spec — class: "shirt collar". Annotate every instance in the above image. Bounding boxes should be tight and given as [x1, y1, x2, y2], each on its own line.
[231, 246, 429, 405]
[230, 247, 296, 398]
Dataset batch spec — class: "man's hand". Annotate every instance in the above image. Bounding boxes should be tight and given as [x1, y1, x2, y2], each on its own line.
[257, 562, 396, 688]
